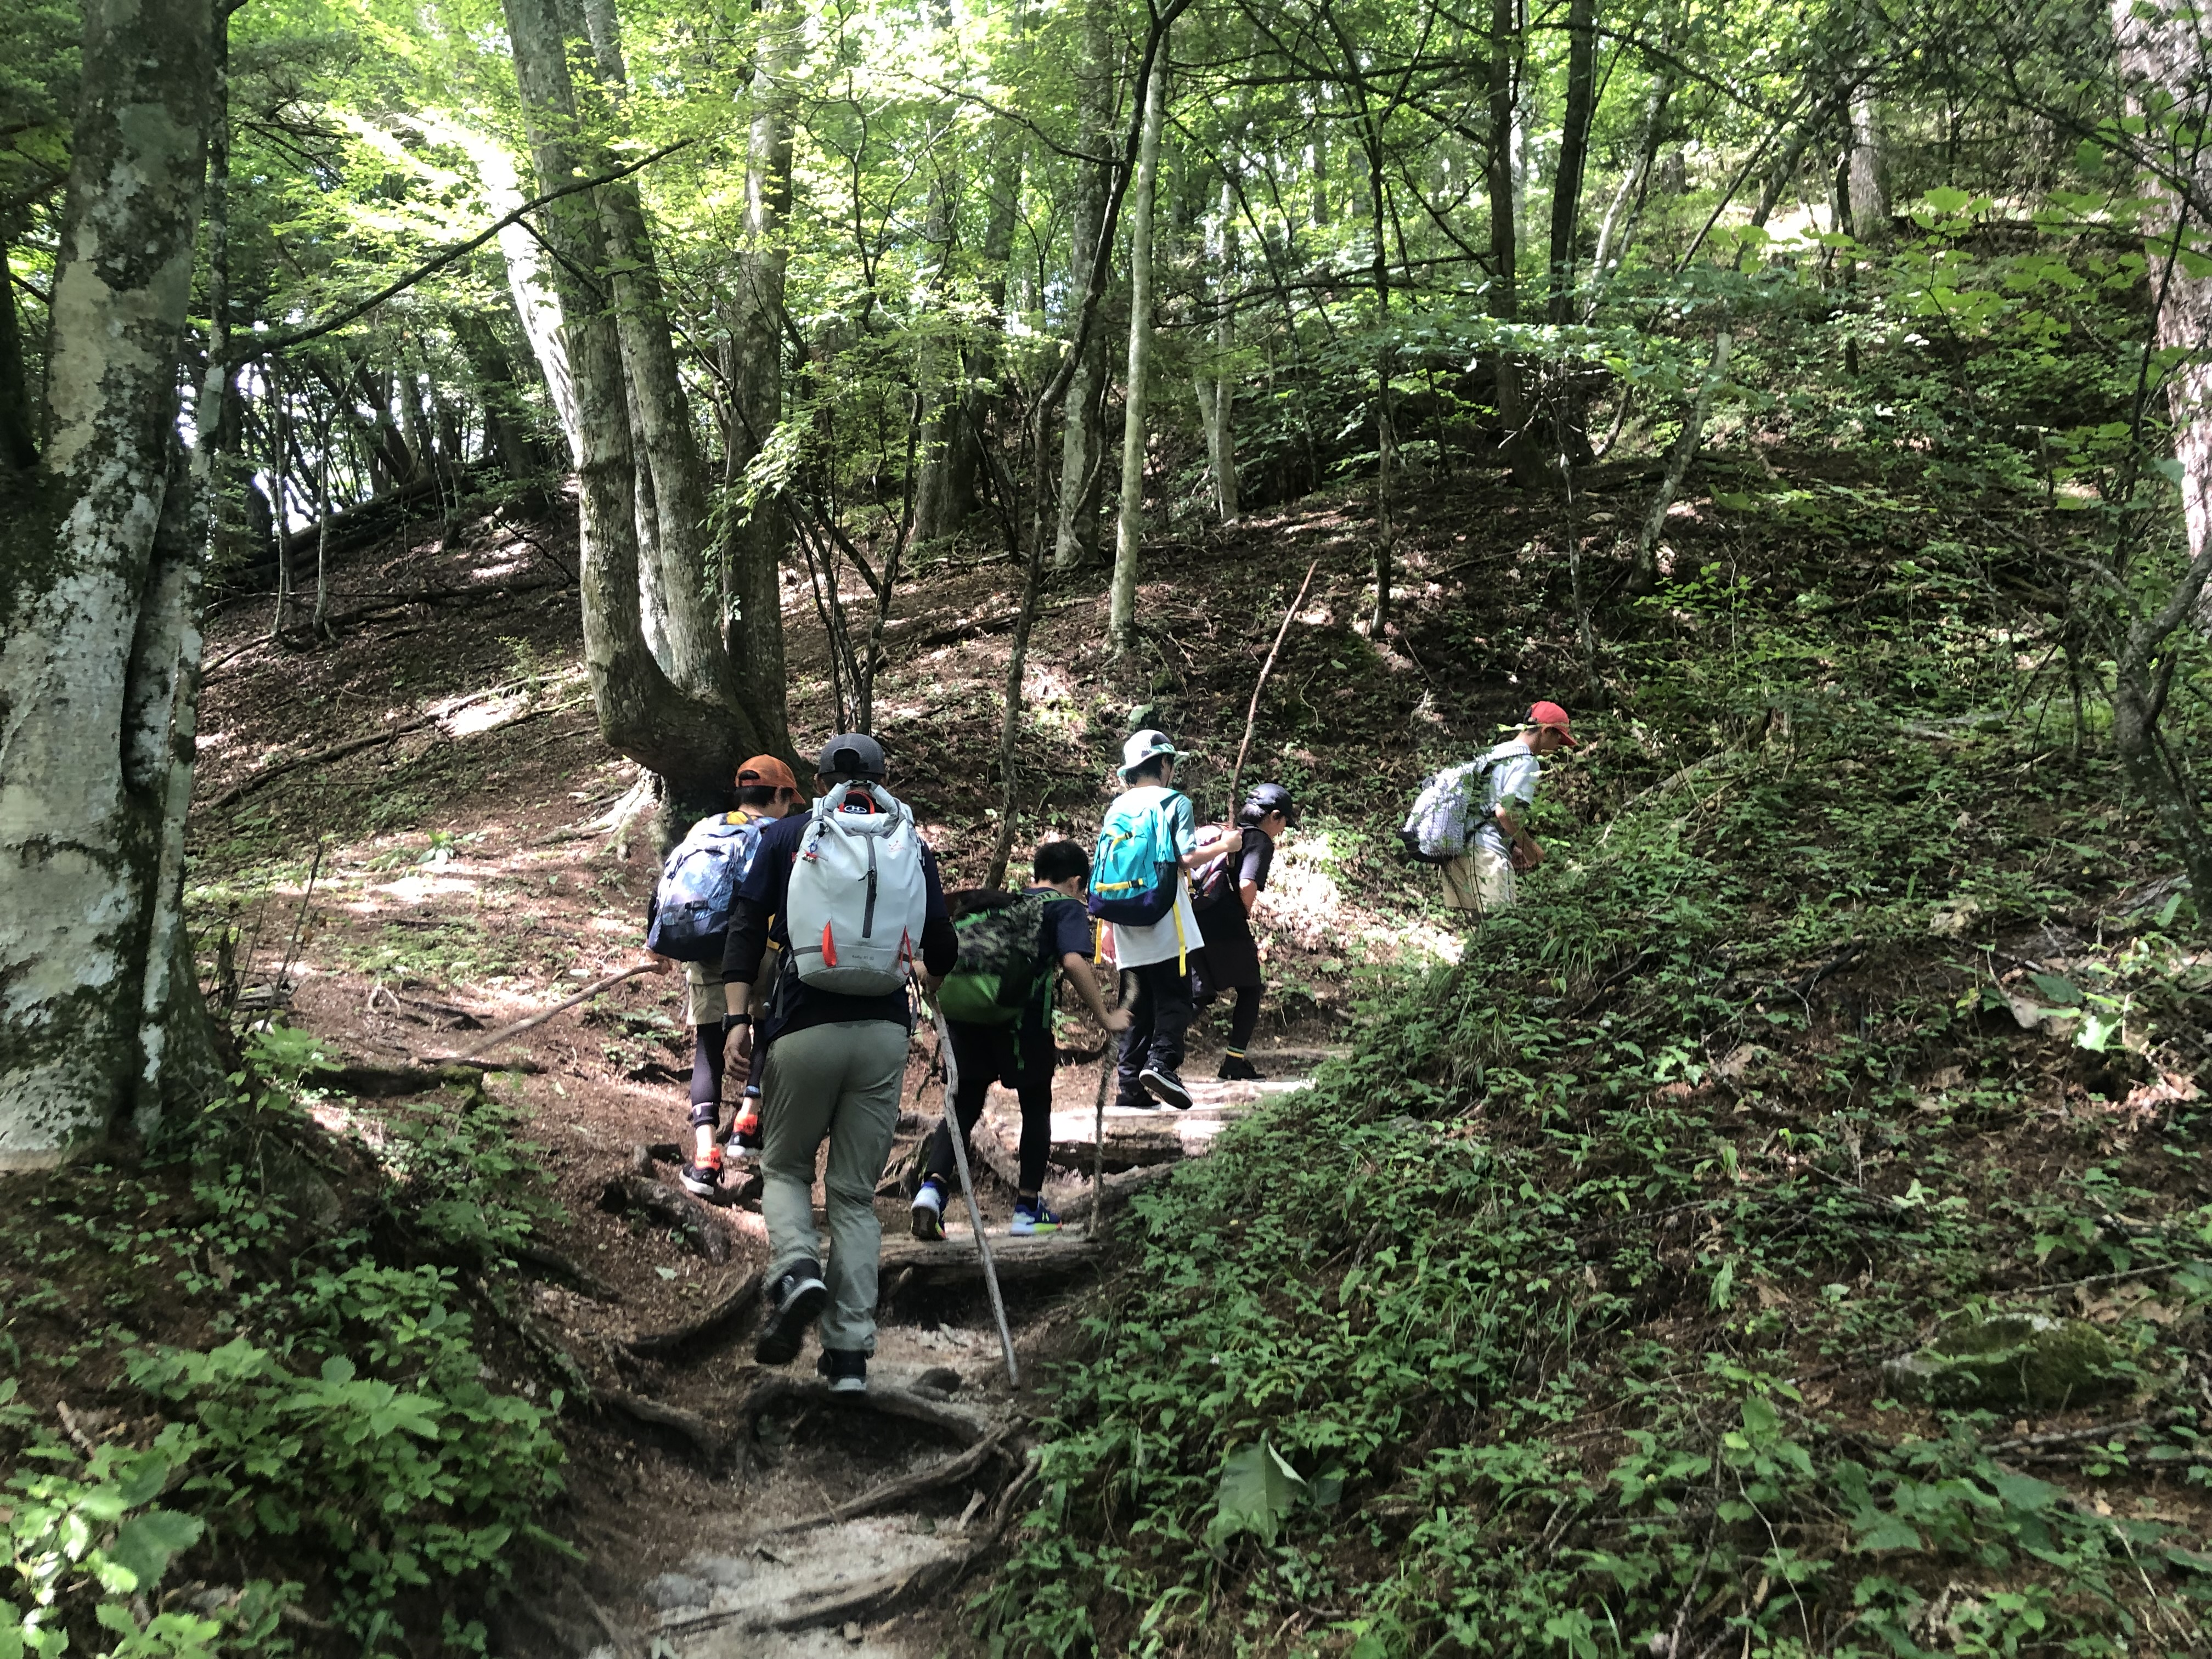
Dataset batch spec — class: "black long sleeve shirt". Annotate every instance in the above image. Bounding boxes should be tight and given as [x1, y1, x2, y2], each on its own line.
[721, 807, 958, 1045]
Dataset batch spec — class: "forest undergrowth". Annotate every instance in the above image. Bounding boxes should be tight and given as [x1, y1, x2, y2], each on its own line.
[978, 532, 2212, 1657]
[9, 442, 2212, 1659]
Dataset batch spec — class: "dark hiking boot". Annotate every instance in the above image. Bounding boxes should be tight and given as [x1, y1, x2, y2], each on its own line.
[1217, 1054, 1262, 1082]
[1139, 1066, 1193, 1110]
[754, 1260, 828, 1366]
[678, 1146, 724, 1197]
[817, 1348, 868, 1395]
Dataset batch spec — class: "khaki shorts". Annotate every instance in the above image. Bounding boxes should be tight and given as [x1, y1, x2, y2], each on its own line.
[1441, 842, 1515, 913]
[685, 943, 778, 1026]
[684, 962, 727, 1027]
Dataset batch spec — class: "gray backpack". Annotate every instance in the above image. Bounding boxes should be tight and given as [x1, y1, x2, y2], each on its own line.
[1400, 757, 1501, 863]
[783, 783, 930, 995]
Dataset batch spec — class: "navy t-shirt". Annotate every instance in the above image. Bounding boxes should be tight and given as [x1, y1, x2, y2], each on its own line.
[1031, 886, 1093, 964]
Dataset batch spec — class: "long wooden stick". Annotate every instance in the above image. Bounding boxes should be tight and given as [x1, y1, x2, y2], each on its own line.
[930, 1002, 1020, 1387]
[1227, 558, 1319, 806]
[438, 961, 664, 1062]
[1087, 1029, 1115, 1242]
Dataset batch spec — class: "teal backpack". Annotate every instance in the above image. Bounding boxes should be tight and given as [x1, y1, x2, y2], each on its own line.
[1087, 788, 1183, 924]
[938, 893, 1051, 1026]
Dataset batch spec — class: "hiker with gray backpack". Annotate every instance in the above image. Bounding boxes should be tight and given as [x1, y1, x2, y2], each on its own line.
[1401, 702, 1577, 915]
[718, 735, 957, 1393]
[911, 840, 1132, 1242]
[1091, 730, 1247, 1112]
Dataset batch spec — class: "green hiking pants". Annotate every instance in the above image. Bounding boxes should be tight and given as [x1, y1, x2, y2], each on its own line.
[758, 1019, 912, 1355]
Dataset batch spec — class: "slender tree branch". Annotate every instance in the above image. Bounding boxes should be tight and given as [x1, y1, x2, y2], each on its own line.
[232, 139, 695, 364]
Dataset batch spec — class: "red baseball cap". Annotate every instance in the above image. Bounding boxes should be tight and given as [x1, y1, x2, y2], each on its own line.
[736, 754, 800, 791]
[1528, 702, 1578, 746]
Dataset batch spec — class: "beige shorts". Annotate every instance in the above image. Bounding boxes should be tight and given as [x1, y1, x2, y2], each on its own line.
[1441, 842, 1515, 913]
[684, 962, 727, 1027]
[685, 943, 777, 1026]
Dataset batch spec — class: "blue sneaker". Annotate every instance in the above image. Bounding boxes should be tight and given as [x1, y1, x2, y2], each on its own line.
[911, 1178, 947, 1240]
[1011, 1199, 1060, 1237]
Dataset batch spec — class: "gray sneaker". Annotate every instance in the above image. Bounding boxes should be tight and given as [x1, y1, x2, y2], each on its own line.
[816, 1348, 867, 1395]
[754, 1261, 827, 1366]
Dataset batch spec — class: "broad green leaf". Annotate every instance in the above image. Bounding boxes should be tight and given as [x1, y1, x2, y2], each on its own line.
[2028, 973, 2081, 1006]
[1208, 1438, 1306, 1546]
[110, 1509, 204, 1590]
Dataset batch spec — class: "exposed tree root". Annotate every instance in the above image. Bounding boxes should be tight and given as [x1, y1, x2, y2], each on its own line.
[599, 1173, 733, 1265]
[729, 1374, 993, 1446]
[625, 1267, 764, 1357]
[599, 1390, 725, 1465]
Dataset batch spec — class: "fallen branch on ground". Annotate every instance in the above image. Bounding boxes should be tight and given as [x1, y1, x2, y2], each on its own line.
[437, 962, 664, 1062]
[877, 1232, 1103, 1283]
[201, 719, 433, 811]
[766, 1425, 1014, 1534]
[729, 1375, 992, 1446]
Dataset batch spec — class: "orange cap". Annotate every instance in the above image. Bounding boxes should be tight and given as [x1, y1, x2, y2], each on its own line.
[736, 754, 800, 791]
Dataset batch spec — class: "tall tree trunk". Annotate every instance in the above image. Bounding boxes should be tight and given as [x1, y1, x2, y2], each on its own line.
[139, 8, 239, 1132]
[1588, 54, 1674, 308]
[964, 128, 1026, 474]
[577, 0, 735, 715]
[1364, 121, 1395, 630]
[1629, 329, 1731, 592]
[1109, 44, 1167, 656]
[1545, 0, 1598, 324]
[1052, 0, 1116, 571]
[1486, 0, 1536, 481]
[911, 0, 968, 555]
[439, 116, 582, 453]
[450, 309, 549, 486]
[268, 368, 292, 637]
[503, 0, 757, 809]
[2107, 0, 2212, 894]
[1, 0, 217, 1167]
[1202, 171, 1240, 521]
[718, 0, 798, 762]
[1846, 93, 1891, 246]
[628, 369, 674, 674]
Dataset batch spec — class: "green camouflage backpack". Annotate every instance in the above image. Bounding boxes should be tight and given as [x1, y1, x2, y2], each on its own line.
[938, 893, 1052, 1026]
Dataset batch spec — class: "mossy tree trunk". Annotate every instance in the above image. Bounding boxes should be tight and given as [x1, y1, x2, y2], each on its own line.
[0, 0, 221, 1167]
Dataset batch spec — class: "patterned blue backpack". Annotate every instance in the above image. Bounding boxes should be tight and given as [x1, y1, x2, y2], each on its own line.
[645, 814, 764, 962]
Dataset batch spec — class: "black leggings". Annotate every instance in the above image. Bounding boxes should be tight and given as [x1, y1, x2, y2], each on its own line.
[1224, 985, 1261, 1054]
[927, 1020, 1053, 1194]
[689, 1019, 727, 1126]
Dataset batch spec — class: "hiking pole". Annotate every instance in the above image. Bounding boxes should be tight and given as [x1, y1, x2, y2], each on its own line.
[1087, 1047, 1112, 1242]
[928, 997, 1020, 1388]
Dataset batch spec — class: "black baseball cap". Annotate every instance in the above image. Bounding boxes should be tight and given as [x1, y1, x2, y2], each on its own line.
[815, 733, 888, 780]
